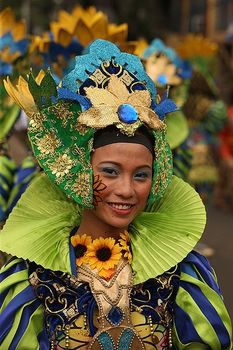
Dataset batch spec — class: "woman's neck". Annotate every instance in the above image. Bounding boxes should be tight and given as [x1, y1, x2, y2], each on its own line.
[77, 210, 128, 240]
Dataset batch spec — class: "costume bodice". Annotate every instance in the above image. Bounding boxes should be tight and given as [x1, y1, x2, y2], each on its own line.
[29, 261, 180, 350]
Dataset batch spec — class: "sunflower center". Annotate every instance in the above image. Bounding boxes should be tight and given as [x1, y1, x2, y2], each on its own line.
[75, 244, 87, 258]
[96, 247, 112, 261]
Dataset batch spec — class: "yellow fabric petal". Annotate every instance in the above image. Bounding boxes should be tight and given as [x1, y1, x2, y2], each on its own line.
[51, 20, 73, 46]
[0, 7, 14, 36]
[12, 20, 26, 41]
[71, 6, 85, 18]
[85, 6, 98, 17]
[4, 77, 37, 118]
[57, 10, 73, 24]
[50, 22, 61, 42]
[108, 23, 128, 42]
[91, 12, 108, 38]
[76, 19, 94, 46]
[57, 28, 73, 47]
[133, 38, 149, 57]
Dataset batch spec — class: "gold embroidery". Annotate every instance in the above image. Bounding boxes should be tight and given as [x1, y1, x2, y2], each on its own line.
[29, 111, 45, 132]
[49, 153, 74, 178]
[49, 101, 73, 127]
[73, 173, 90, 199]
[76, 123, 89, 136]
[36, 133, 61, 155]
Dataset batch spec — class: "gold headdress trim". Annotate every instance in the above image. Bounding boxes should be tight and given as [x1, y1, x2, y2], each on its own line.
[78, 75, 164, 135]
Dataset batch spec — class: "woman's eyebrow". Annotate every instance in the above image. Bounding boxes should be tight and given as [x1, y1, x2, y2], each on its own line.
[98, 161, 120, 166]
[98, 161, 152, 169]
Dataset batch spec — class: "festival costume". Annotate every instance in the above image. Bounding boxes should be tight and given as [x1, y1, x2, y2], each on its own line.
[142, 39, 192, 181]
[0, 40, 232, 349]
[0, 7, 39, 233]
[176, 35, 228, 200]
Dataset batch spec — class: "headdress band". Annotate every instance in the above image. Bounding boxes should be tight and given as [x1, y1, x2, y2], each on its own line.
[93, 126, 154, 154]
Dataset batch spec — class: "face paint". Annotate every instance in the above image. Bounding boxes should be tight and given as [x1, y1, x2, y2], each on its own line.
[93, 174, 107, 205]
[89, 143, 153, 232]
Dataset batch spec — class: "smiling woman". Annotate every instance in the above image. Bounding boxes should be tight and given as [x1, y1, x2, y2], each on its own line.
[0, 39, 232, 350]
[80, 137, 153, 238]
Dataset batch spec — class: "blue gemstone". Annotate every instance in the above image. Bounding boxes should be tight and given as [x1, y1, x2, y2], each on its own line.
[107, 306, 124, 325]
[157, 74, 168, 85]
[117, 104, 138, 124]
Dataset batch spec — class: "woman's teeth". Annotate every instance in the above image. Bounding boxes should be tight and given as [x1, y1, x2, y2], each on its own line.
[109, 203, 132, 209]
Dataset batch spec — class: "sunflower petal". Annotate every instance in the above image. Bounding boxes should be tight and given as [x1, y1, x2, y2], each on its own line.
[99, 268, 115, 280]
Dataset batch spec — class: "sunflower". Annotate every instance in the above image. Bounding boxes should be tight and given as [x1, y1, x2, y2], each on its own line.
[71, 234, 92, 266]
[119, 230, 132, 264]
[86, 237, 122, 272]
[99, 268, 116, 280]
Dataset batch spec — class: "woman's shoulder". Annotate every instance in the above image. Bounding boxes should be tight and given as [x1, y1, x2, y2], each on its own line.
[179, 250, 220, 287]
[0, 257, 49, 349]
[173, 250, 232, 349]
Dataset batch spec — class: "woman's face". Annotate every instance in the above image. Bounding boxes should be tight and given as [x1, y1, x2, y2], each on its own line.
[86, 142, 153, 234]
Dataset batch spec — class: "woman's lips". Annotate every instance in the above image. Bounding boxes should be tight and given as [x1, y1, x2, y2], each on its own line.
[107, 202, 135, 215]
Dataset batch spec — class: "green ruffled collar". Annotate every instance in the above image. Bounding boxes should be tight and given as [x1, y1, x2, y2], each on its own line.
[0, 174, 206, 284]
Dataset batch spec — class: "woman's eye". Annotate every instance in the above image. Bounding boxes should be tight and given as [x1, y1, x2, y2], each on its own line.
[101, 167, 118, 176]
[134, 171, 151, 180]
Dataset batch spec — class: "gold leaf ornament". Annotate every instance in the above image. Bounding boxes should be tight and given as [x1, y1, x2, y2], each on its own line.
[78, 75, 164, 133]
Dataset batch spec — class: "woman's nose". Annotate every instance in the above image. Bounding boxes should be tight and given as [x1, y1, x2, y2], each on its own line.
[115, 177, 134, 198]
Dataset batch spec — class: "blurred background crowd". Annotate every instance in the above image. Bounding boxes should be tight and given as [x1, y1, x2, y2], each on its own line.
[0, 0, 233, 318]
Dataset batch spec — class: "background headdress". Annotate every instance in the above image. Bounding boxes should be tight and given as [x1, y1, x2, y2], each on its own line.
[5, 39, 177, 208]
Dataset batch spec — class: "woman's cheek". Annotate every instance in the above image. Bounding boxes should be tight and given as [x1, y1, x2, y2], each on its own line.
[93, 174, 107, 205]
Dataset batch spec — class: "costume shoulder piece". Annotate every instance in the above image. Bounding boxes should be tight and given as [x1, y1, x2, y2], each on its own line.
[0, 174, 80, 273]
[0, 174, 206, 283]
[173, 251, 232, 349]
[0, 257, 48, 349]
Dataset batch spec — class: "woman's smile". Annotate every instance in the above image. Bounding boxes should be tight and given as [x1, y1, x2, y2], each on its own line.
[106, 202, 135, 215]
[78, 142, 153, 238]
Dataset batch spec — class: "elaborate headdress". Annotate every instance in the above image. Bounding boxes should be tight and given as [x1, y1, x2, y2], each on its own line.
[5, 39, 177, 208]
